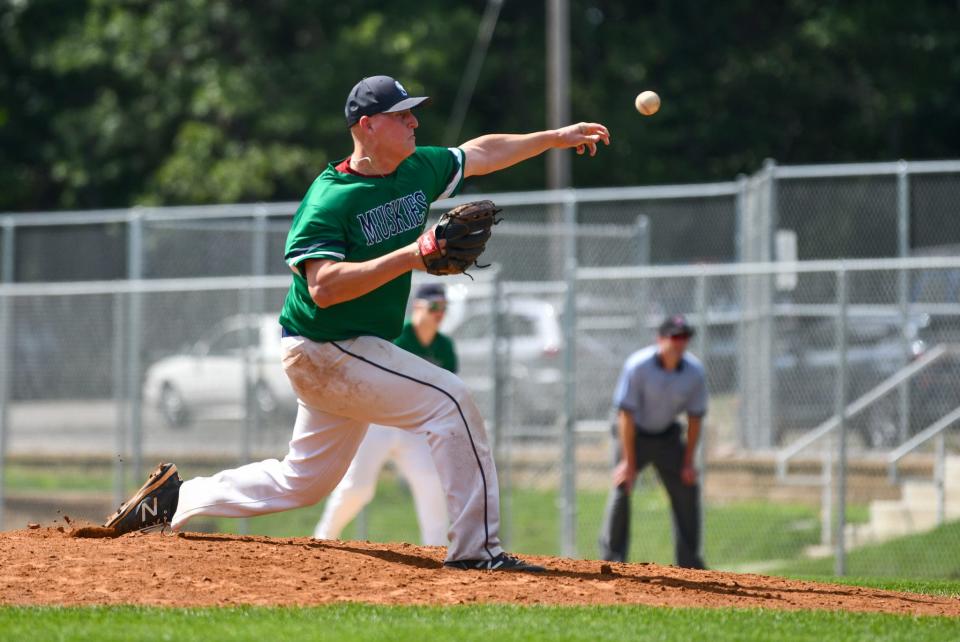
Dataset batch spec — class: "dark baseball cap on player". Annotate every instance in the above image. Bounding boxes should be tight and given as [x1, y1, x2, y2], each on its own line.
[658, 314, 695, 338]
[344, 75, 431, 127]
[414, 283, 446, 301]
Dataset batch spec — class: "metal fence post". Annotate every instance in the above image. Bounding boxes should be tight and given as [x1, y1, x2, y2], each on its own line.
[127, 211, 145, 482]
[734, 176, 748, 449]
[821, 442, 833, 547]
[762, 160, 778, 449]
[897, 162, 911, 444]
[490, 268, 503, 454]
[738, 164, 776, 449]
[935, 431, 946, 526]
[502, 287, 516, 547]
[112, 291, 127, 506]
[834, 266, 849, 576]
[0, 218, 14, 530]
[560, 191, 578, 558]
[250, 208, 268, 437]
[490, 268, 512, 547]
[694, 270, 708, 563]
[239, 287, 254, 536]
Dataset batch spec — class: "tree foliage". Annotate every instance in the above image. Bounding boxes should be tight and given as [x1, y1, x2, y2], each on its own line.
[1, 0, 958, 211]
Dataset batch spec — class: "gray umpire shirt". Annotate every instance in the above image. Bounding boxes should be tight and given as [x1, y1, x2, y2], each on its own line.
[613, 345, 708, 434]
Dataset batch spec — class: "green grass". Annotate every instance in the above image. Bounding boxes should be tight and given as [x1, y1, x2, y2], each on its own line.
[1, 604, 958, 642]
[4, 463, 858, 568]
[787, 576, 960, 598]
[772, 520, 960, 580]
[3, 463, 115, 493]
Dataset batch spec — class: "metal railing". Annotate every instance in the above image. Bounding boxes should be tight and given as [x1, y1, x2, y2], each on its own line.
[776, 343, 954, 481]
[887, 405, 960, 527]
[772, 342, 956, 574]
[889, 404, 960, 480]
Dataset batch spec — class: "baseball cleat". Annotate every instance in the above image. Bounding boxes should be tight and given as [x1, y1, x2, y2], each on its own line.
[103, 462, 181, 535]
[444, 552, 546, 572]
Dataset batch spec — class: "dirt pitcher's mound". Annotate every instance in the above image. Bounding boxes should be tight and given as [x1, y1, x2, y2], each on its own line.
[1, 527, 958, 615]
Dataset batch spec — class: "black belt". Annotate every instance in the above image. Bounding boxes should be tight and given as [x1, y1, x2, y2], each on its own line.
[281, 326, 300, 338]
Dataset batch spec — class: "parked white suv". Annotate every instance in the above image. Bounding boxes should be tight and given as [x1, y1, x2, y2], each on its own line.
[143, 314, 295, 427]
[444, 297, 563, 426]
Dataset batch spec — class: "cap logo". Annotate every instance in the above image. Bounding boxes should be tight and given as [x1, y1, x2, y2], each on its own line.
[394, 80, 408, 97]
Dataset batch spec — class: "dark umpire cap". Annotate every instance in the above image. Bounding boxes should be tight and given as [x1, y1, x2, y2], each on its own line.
[414, 283, 446, 301]
[658, 314, 695, 338]
[344, 75, 431, 127]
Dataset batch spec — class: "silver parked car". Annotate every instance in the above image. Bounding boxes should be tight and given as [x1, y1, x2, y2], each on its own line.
[143, 314, 295, 427]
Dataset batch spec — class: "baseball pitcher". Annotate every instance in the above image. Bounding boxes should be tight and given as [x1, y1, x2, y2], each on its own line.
[105, 74, 610, 571]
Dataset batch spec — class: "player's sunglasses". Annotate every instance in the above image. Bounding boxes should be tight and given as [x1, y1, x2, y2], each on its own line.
[427, 301, 447, 313]
[668, 333, 691, 342]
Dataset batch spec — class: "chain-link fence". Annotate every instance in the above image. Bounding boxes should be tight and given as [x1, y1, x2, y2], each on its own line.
[575, 257, 960, 576]
[1, 182, 740, 285]
[4, 160, 960, 578]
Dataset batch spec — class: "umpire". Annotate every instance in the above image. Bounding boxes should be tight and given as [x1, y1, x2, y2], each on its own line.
[598, 314, 708, 569]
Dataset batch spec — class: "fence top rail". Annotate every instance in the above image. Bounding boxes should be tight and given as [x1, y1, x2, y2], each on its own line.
[579, 256, 960, 280]
[774, 159, 960, 179]
[0, 202, 299, 227]
[4, 158, 960, 225]
[436, 183, 740, 209]
[1, 183, 742, 227]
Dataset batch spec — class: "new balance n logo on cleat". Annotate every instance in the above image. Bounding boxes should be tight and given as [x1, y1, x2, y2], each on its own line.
[103, 463, 182, 535]
[444, 553, 545, 572]
[139, 497, 159, 521]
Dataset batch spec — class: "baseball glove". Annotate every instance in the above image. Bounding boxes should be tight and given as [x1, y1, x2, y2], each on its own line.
[417, 200, 502, 276]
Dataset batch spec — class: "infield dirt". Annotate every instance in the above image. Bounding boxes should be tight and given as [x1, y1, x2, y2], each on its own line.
[1, 525, 958, 615]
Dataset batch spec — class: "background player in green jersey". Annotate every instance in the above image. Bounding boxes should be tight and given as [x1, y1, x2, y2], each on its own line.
[107, 74, 610, 571]
[313, 283, 456, 546]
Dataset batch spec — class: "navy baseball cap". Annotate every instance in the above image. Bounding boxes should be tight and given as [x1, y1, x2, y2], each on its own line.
[658, 314, 695, 338]
[414, 283, 446, 301]
[345, 75, 431, 127]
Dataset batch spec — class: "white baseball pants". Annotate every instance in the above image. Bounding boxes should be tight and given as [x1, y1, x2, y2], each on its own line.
[171, 334, 503, 562]
[312, 423, 448, 546]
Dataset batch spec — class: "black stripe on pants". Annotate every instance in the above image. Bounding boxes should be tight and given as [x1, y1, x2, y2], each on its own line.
[331, 341, 495, 561]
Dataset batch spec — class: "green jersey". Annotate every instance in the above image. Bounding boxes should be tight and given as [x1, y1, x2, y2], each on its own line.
[393, 321, 458, 373]
[280, 146, 465, 342]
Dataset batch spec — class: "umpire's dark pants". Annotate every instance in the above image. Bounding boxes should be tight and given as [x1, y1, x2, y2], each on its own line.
[598, 422, 705, 569]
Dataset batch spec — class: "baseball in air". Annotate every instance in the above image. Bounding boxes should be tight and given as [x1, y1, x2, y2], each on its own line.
[635, 90, 660, 116]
